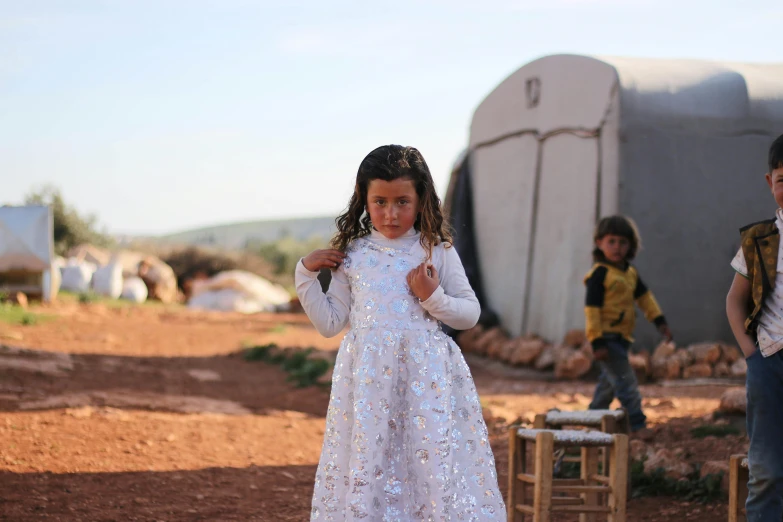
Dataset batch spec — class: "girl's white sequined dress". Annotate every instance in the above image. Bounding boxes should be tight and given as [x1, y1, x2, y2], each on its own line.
[309, 235, 505, 521]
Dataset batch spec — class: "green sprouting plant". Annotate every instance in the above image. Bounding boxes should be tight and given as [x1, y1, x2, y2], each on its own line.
[243, 344, 331, 388]
[689, 424, 740, 439]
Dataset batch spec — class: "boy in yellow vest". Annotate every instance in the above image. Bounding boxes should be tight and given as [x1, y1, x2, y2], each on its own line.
[726, 133, 783, 521]
[584, 215, 672, 441]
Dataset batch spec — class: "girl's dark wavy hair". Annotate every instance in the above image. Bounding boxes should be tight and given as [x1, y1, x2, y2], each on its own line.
[331, 145, 452, 259]
[593, 215, 641, 262]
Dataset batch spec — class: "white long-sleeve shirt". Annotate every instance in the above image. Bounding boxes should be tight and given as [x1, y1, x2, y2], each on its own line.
[295, 228, 481, 337]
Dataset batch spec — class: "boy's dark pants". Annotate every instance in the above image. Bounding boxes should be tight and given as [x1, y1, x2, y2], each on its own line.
[745, 349, 783, 521]
[588, 336, 646, 431]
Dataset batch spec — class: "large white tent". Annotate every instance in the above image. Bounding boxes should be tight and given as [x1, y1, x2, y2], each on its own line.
[0, 205, 56, 300]
[452, 54, 783, 347]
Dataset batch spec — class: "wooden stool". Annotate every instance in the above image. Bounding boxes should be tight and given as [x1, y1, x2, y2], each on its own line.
[508, 428, 628, 522]
[534, 409, 629, 489]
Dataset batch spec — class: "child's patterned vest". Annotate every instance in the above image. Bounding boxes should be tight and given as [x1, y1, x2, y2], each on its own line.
[740, 218, 780, 334]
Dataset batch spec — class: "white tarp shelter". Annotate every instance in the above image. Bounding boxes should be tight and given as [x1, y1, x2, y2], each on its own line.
[463, 54, 783, 347]
[187, 270, 291, 314]
[0, 205, 56, 300]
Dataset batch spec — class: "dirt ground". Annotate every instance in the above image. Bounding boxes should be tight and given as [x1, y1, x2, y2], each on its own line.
[0, 300, 746, 521]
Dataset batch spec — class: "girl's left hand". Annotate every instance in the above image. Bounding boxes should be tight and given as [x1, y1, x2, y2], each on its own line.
[407, 263, 439, 301]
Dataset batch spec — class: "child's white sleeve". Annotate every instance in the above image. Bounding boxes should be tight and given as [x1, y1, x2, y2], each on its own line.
[731, 247, 749, 278]
[295, 259, 351, 338]
[419, 246, 481, 330]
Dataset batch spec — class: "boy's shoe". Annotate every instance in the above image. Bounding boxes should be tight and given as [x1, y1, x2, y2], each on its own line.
[631, 427, 655, 441]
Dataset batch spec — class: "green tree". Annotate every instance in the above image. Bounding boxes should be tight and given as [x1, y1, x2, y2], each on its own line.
[24, 185, 113, 256]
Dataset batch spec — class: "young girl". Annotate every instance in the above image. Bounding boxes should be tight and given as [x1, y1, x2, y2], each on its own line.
[584, 216, 673, 440]
[296, 145, 505, 521]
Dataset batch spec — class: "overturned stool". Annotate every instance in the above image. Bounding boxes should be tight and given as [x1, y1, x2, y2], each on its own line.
[508, 428, 628, 522]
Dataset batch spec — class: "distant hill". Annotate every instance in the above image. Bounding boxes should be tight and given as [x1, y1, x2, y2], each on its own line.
[155, 216, 336, 250]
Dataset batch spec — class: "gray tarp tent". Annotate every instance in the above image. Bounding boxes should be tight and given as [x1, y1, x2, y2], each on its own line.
[0, 205, 55, 300]
[449, 54, 783, 348]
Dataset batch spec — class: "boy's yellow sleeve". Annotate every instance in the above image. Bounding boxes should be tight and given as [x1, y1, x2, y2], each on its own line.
[584, 266, 608, 342]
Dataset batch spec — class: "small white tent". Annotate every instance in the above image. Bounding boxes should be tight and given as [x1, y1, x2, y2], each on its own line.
[0, 205, 56, 300]
[453, 54, 783, 347]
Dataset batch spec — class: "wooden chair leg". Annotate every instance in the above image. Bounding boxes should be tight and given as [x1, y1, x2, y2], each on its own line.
[533, 431, 554, 522]
[600, 416, 617, 471]
[729, 455, 748, 522]
[520, 438, 528, 521]
[729, 455, 740, 522]
[599, 416, 613, 500]
[608, 434, 628, 522]
[620, 408, 630, 435]
[508, 427, 518, 522]
[600, 416, 618, 434]
[739, 464, 749, 522]
[602, 414, 632, 500]
[580, 446, 599, 522]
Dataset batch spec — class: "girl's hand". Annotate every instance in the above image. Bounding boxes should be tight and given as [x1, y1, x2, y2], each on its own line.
[302, 249, 347, 272]
[407, 263, 439, 301]
[658, 324, 673, 342]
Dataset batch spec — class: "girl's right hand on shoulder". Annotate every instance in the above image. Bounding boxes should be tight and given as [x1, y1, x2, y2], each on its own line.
[302, 249, 347, 272]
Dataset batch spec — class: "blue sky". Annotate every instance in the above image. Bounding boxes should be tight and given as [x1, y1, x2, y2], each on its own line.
[1, 0, 780, 235]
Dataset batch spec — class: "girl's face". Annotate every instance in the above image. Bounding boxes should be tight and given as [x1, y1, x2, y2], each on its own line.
[596, 234, 630, 264]
[366, 177, 420, 239]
